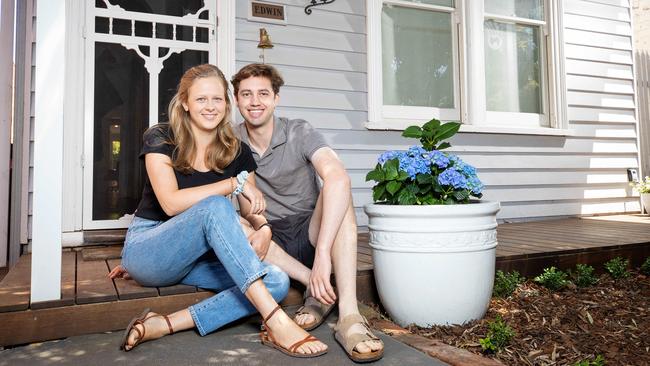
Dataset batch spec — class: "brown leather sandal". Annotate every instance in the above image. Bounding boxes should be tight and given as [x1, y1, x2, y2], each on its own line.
[294, 286, 337, 331]
[120, 308, 174, 351]
[334, 313, 384, 363]
[260, 305, 328, 358]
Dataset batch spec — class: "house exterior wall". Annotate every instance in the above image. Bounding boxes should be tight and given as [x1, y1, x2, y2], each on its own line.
[25, 0, 35, 240]
[236, 0, 640, 225]
[633, 0, 650, 179]
[21, 0, 642, 243]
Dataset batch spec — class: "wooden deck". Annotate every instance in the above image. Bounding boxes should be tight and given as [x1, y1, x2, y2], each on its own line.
[1, 214, 649, 347]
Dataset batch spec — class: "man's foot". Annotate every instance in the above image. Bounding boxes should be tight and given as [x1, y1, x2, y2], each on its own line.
[122, 311, 173, 351]
[294, 286, 337, 330]
[334, 313, 384, 362]
[262, 305, 328, 357]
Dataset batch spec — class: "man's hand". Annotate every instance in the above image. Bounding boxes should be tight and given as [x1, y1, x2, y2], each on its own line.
[241, 182, 266, 215]
[309, 251, 336, 305]
[248, 226, 272, 260]
[108, 264, 131, 280]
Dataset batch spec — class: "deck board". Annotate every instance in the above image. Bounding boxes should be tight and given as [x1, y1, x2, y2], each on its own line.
[0, 253, 31, 312]
[0, 292, 213, 347]
[31, 251, 77, 310]
[76, 258, 118, 304]
[0, 214, 648, 346]
[158, 284, 199, 296]
[107, 259, 159, 300]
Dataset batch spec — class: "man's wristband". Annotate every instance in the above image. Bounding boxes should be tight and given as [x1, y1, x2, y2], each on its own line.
[257, 222, 272, 231]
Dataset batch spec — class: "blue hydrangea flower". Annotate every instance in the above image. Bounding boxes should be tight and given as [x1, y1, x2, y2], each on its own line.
[378, 150, 400, 164]
[426, 150, 450, 169]
[395, 146, 431, 179]
[376, 145, 483, 201]
[467, 175, 484, 195]
[438, 168, 468, 189]
[451, 156, 476, 176]
[407, 145, 427, 156]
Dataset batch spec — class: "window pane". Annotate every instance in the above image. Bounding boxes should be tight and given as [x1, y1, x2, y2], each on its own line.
[101, 0, 205, 17]
[402, 0, 454, 7]
[484, 20, 542, 114]
[93, 42, 149, 220]
[382, 5, 454, 108]
[159, 50, 210, 122]
[485, 0, 543, 20]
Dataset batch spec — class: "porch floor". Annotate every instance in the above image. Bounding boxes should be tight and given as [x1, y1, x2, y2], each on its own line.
[1, 214, 649, 347]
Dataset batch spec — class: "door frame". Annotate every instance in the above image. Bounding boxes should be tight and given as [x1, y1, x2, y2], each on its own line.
[76, 0, 234, 230]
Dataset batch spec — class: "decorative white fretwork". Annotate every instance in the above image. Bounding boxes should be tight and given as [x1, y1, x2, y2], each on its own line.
[82, 0, 222, 231]
[88, 0, 217, 125]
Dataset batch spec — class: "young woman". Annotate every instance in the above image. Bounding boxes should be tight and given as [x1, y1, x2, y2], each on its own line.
[111, 64, 328, 357]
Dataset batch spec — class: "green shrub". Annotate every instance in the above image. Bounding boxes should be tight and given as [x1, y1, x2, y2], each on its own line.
[493, 270, 525, 298]
[574, 355, 605, 366]
[534, 267, 568, 290]
[604, 257, 630, 279]
[572, 264, 598, 287]
[640, 257, 650, 275]
[479, 315, 515, 353]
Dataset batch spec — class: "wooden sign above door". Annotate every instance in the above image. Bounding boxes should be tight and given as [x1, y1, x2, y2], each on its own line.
[249, 1, 287, 25]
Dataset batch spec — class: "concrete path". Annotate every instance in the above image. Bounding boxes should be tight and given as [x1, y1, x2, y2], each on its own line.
[0, 314, 447, 365]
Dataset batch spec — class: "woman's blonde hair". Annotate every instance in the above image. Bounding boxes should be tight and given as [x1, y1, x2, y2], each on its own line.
[168, 64, 240, 174]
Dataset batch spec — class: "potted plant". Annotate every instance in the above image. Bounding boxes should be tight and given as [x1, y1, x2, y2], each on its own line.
[631, 176, 650, 214]
[364, 118, 500, 327]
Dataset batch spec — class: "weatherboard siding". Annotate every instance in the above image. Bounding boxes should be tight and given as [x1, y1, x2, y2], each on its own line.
[21, 0, 642, 242]
[235, 0, 640, 224]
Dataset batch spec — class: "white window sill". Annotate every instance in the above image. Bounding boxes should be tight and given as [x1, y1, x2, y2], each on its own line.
[365, 121, 576, 137]
[458, 124, 576, 136]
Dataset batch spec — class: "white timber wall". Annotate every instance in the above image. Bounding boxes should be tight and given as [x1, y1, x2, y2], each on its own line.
[21, 0, 642, 241]
[633, 0, 650, 178]
[25, 0, 35, 242]
[0, 0, 15, 267]
[31, 0, 64, 302]
[235, 0, 641, 225]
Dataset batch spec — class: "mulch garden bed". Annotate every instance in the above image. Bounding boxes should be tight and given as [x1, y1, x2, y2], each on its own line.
[409, 270, 649, 366]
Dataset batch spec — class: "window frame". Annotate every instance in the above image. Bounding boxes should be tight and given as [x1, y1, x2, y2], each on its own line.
[62, 0, 235, 232]
[483, 5, 550, 127]
[367, 0, 463, 128]
[366, 0, 569, 134]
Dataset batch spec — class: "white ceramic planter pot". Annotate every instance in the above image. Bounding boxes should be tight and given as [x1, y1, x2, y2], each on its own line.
[642, 193, 650, 214]
[364, 201, 501, 327]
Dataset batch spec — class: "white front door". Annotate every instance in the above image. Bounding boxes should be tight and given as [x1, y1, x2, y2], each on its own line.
[83, 0, 218, 229]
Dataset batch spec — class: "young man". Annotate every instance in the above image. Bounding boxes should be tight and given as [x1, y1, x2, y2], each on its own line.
[232, 63, 384, 362]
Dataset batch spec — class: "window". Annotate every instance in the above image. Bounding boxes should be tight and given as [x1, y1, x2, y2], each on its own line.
[367, 0, 566, 132]
[369, 0, 461, 124]
[484, 0, 548, 126]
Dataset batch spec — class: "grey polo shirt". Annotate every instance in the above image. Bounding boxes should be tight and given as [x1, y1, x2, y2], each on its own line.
[237, 117, 329, 221]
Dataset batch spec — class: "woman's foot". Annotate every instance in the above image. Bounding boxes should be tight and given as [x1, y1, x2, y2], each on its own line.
[123, 312, 173, 351]
[264, 307, 328, 356]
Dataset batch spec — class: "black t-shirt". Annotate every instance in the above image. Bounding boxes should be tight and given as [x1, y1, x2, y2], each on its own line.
[134, 123, 257, 221]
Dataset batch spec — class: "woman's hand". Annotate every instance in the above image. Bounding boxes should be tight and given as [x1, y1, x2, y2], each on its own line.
[241, 182, 266, 215]
[108, 264, 131, 280]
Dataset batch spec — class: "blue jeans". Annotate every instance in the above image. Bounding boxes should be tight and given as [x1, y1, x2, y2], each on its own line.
[122, 195, 289, 336]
